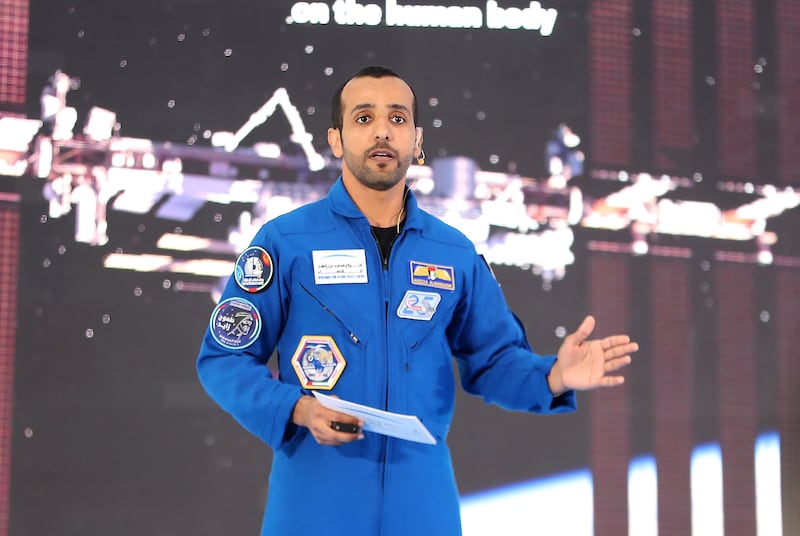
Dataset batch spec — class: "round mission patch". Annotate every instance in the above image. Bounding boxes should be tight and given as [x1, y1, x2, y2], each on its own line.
[210, 297, 262, 349]
[234, 246, 274, 293]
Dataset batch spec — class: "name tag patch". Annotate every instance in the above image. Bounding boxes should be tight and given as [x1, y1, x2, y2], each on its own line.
[397, 290, 441, 321]
[410, 261, 455, 291]
[313, 249, 368, 284]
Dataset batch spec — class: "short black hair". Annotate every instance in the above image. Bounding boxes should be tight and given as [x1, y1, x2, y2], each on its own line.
[330, 65, 419, 131]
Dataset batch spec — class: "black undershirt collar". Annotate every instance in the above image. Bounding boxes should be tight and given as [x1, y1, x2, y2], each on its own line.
[371, 222, 403, 266]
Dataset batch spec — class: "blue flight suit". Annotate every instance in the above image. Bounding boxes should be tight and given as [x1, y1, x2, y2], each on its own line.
[196, 177, 576, 535]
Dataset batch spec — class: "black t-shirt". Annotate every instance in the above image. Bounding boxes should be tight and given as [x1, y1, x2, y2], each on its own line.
[371, 224, 401, 266]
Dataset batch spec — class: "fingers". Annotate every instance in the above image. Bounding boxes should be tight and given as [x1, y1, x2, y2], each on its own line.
[309, 409, 364, 446]
[314, 425, 364, 446]
[293, 395, 364, 445]
[312, 427, 363, 446]
[600, 334, 632, 351]
[604, 354, 632, 373]
[602, 340, 639, 360]
[599, 375, 625, 387]
[602, 337, 636, 376]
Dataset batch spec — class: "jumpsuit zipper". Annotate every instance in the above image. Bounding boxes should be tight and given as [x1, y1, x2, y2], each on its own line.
[298, 283, 360, 344]
[371, 226, 399, 536]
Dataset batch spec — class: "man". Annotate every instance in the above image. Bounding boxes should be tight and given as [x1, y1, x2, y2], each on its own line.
[196, 66, 638, 536]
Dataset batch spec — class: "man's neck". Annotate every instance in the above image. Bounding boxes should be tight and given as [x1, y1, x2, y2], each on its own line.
[342, 175, 407, 228]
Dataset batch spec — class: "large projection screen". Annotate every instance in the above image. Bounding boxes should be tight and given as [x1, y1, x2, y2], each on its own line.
[0, 1, 798, 535]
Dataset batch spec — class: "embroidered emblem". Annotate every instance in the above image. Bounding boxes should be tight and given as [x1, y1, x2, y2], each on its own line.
[234, 246, 274, 293]
[410, 261, 455, 291]
[397, 290, 441, 321]
[210, 297, 261, 349]
[312, 249, 368, 285]
[291, 335, 346, 390]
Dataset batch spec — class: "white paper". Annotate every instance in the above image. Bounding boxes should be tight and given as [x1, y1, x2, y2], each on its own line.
[313, 392, 437, 445]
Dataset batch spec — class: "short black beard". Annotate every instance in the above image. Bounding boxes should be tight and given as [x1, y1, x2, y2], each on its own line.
[342, 144, 411, 192]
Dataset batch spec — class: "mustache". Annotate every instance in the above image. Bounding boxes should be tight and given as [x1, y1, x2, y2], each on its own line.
[366, 142, 397, 156]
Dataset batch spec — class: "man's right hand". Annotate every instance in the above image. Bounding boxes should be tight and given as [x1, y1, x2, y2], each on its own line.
[291, 395, 364, 446]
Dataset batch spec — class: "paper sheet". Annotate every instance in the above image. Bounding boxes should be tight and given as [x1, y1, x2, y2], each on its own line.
[313, 392, 437, 445]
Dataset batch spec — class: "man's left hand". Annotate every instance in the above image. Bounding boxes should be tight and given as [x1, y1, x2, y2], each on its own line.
[548, 315, 638, 395]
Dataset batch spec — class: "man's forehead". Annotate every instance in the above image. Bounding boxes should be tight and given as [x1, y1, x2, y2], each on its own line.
[341, 76, 414, 111]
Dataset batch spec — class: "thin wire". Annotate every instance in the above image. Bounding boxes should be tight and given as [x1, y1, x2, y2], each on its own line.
[396, 186, 410, 234]
[395, 147, 425, 234]
[396, 158, 420, 234]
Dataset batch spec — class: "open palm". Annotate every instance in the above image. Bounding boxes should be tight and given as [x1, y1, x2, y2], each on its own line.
[556, 315, 638, 391]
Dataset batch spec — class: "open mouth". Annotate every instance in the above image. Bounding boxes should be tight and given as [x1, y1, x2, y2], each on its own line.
[369, 148, 396, 161]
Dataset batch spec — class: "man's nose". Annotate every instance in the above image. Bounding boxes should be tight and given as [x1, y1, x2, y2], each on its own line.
[373, 118, 391, 140]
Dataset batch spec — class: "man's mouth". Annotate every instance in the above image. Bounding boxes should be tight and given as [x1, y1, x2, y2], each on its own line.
[369, 148, 396, 161]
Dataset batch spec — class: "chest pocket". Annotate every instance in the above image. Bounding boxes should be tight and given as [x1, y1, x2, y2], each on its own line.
[290, 257, 374, 348]
[275, 266, 374, 392]
[395, 288, 457, 352]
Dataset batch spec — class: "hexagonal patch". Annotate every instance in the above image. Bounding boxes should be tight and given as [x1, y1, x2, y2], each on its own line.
[291, 335, 346, 390]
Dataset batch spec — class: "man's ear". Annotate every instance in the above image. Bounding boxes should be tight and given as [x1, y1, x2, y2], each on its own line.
[415, 126, 424, 149]
[328, 128, 343, 158]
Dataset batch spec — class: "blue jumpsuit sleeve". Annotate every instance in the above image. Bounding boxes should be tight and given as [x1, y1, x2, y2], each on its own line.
[196, 228, 303, 450]
[448, 254, 576, 414]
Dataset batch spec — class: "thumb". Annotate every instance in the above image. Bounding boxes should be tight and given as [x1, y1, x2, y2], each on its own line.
[568, 315, 595, 346]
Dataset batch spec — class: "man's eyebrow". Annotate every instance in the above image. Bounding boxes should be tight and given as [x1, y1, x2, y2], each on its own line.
[349, 103, 411, 115]
[387, 103, 412, 115]
[350, 103, 375, 114]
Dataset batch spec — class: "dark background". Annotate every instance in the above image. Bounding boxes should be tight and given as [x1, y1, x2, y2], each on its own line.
[4, 1, 798, 535]
[15, 2, 591, 533]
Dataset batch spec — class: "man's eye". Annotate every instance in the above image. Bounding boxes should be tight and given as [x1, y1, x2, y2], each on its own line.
[391, 116, 406, 124]
[356, 115, 370, 124]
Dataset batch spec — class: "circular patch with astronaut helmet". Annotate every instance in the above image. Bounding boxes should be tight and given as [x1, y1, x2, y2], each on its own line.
[234, 246, 274, 293]
[209, 297, 261, 349]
